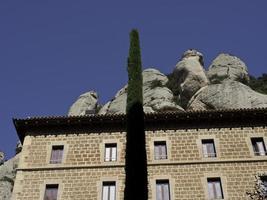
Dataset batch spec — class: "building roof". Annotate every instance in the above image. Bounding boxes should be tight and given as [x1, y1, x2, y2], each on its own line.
[13, 108, 267, 143]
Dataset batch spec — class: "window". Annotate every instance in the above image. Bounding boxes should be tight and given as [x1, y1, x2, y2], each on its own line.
[105, 143, 117, 162]
[260, 176, 267, 195]
[154, 141, 167, 160]
[156, 180, 170, 200]
[251, 138, 267, 156]
[50, 145, 64, 164]
[207, 178, 224, 199]
[102, 181, 116, 200]
[202, 139, 216, 158]
[44, 184, 58, 200]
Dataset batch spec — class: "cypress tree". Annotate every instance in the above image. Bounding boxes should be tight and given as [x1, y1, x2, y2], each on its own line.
[124, 29, 148, 200]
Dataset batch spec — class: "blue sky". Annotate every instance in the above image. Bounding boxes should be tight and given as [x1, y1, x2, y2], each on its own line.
[1, 1, 267, 159]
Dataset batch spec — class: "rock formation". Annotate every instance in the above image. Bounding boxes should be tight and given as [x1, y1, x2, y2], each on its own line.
[207, 53, 249, 84]
[98, 68, 184, 114]
[186, 52, 267, 110]
[187, 81, 267, 110]
[68, 49, 267, 115]
[68, 91, 100, 116]
[173, 49, 209, 107]
[0, 154, 19, 200]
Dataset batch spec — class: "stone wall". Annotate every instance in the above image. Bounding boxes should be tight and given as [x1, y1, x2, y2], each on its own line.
[12, 126, 267, 199]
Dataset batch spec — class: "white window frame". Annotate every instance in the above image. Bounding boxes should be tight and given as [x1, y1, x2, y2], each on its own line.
[104, 143, 117, 162]
[102, 181, 116, 200]
[101, 139, 121, 165]
[97, 178, 119, 200]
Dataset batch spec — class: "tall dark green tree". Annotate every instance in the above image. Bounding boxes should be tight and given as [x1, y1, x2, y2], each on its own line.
[124, 29, 148, 200]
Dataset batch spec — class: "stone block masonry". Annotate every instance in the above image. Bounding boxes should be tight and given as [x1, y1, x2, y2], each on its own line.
[11, 125, 267, 199]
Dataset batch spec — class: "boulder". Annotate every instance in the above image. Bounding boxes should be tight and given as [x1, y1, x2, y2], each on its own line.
[100, 86, 127, 114]
[173, 49, 209, 107]
[68, 91, 99, 116]
[207, 53, 249, 84]
[99, 68, 184, 114]
[0, 154, 20, 200]
[187, 81, 267, 110]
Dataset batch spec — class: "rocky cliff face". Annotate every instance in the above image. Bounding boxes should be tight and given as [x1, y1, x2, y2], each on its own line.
[69, 49, 267, 115]
[69, 68, 184, 115]
[0, 153, 19, 200]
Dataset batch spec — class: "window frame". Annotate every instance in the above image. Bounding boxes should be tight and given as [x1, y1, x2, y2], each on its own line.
[201, 139, 217, 158]
[251, 137, 267, 156]
[207, 178, 224, 199]
[246, 135, 267, 158]
[151, 176, 174, 200]
[156, 179, 171, 200]
[46, 142, 68, 165]
[97, 178, 119, 200]
[50, 145, 64, 164]
[43, 184, 59, 200]
[101, 139, 121, 165]
[104, 143, 117, 162]
[40, 181, 62, 200]
[102, 181, 116, 200]
[150, 137, 171, 163]
[197, 136, 220, 160]
[202, 174, 227, 200]
[260, 176, 267, 196]
[154, 141, 168, 160]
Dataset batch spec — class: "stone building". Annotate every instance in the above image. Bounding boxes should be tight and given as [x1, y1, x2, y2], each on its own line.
[11, 108, 267, 200]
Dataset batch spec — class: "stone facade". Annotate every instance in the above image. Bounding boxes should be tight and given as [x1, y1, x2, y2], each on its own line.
[12, 110, 267, 200]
